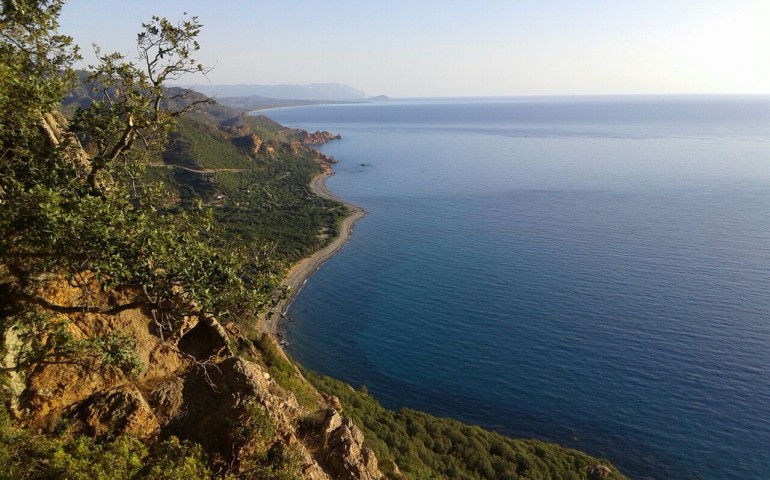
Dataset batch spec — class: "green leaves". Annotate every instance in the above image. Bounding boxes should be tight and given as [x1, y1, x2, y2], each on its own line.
[0, 426, 213, 480]
[137, 14, 208, 86]
[3, 310, 142, 377]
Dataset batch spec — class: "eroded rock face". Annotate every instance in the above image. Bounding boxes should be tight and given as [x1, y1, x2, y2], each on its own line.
[321, 409, 386, 480]
[258, 141, 277, 155]
[73, 386, 160, 439]
[321, 392, 343, 411]
[232, 133, 263, 154]
[7, 280, 388, 479]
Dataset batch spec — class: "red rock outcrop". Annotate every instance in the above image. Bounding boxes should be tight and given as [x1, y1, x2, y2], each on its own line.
[300, 130, 342, 145]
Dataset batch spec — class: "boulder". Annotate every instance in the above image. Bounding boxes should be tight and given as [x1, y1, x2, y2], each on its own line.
[323, 410, 385, 480]
[588, 464, 613, 479]
[75, 386, 160, 438]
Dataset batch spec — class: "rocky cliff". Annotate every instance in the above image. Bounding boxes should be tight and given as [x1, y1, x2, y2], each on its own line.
[3, 278, 386, 479]
[300, 130, 342, 145]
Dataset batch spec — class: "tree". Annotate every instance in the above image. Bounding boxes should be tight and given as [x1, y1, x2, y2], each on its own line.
[71, 14, 212, 197]
[0, 0, 284, 373]
[0, 0, 80, 190]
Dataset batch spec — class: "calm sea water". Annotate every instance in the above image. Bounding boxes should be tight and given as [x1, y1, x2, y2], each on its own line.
[265, 97, 770, 480]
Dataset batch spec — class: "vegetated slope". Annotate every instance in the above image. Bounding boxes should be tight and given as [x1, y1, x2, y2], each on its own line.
[306, 372, 627, 480]
[64, 79, 347, 263]
[151, 94, 348, 263]
[0, 92, 383, 480]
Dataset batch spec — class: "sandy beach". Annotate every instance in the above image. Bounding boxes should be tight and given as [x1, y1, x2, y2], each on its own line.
[261, 170, 365, 338]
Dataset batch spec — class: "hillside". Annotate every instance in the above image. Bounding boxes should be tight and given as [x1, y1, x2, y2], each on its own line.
[147, 91, 348, 263]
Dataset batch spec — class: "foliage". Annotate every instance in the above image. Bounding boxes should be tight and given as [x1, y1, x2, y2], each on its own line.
[0, 399, 212, 480]
[305, 371, 629, 480]
[244, 114, 301, 142]
[213, 154, 345, 263]
[167, 117, 253, 171]
[154, 109, 345, 263]
[2, 309, 142, 377]
[140, 436, 213, 480]
[228, 400, 302, 480]
[69, 13, 211, 196]
[0, 0, 79, 162]
[0, 433, 212, 479]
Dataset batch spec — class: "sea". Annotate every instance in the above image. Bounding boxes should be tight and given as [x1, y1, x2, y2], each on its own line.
[264, 96, 770, 480]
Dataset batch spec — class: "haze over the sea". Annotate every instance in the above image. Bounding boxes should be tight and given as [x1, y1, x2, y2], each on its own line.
[60, 0, 770, 98]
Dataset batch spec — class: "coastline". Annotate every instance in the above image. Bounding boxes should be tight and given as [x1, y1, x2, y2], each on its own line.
[261, 170, 365, 339]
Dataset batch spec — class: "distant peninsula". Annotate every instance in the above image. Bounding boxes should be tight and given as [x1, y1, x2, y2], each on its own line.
[178, 83, 391, 112]
[185, 82, 367, 101]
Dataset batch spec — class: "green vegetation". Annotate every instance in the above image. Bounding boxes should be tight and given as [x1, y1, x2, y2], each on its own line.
[0, 398, 300, 480]
[0, 0, 288, 357]
[213, 153, 345, 262]
[243, 114, 296, 141]
[228, 400, 302, 480]
[156, 108, 346, 262]
[0, 408, 212, 480]
[169, 117, 254, 170]
[252, 333, 320, 409]
[305, 371, 628, 480]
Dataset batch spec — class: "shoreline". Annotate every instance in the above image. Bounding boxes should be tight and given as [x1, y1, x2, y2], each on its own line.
[260, 170, 365, 339]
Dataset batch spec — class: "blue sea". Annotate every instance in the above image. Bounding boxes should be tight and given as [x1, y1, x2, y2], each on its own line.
[265, 96, 770, 480]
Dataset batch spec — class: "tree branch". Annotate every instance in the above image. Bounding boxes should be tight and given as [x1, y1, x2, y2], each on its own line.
[11, 291, 153, 314]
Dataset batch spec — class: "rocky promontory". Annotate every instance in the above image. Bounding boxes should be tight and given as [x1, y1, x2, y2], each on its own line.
[301, 130, 342, 145]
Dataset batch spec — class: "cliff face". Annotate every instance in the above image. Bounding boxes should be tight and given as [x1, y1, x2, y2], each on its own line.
[3, 279, 385, 479]
[300, 130, 342, 145]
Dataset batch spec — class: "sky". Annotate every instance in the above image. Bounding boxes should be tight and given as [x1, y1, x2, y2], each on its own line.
[58, 0, 770, 98]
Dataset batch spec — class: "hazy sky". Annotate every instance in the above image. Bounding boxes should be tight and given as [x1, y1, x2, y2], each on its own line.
[59, 0, 770, 97]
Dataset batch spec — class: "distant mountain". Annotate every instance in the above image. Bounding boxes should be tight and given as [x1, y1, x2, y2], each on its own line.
[184, 83, 367, 101]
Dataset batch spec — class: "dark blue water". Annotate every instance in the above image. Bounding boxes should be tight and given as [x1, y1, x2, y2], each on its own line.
[265, 96, 770, 480]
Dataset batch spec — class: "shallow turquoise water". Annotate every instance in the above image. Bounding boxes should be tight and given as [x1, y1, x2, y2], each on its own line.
[266, 97, 770, 479]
